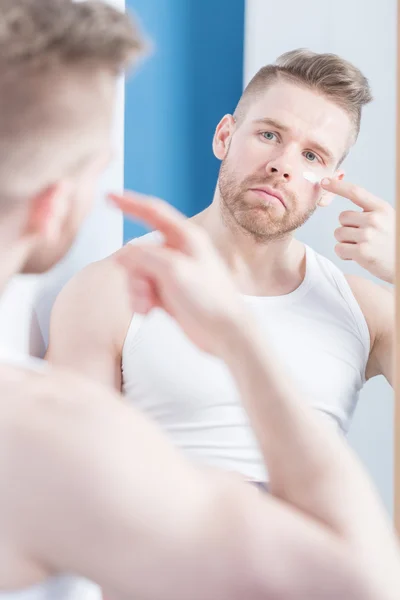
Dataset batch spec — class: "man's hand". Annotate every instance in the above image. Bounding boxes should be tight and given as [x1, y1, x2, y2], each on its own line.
[321, 178, 395, 284]
[110, 191, 251, 357]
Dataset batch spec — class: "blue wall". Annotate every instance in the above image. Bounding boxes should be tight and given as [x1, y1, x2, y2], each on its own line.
[124, 0, 245, 241]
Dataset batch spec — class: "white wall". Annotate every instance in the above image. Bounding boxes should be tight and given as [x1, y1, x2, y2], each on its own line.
[245, 0, 397, 515]
[0, 0, 125, 358]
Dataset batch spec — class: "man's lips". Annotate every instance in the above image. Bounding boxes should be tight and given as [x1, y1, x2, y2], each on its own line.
[249, 186, 286, 208]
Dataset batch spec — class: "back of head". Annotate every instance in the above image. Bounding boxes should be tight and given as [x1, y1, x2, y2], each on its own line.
[235, 48, 372, 148]
[0, 0, 145, 206]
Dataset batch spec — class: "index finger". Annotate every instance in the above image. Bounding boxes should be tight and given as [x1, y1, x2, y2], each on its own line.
[109, 191, 195, 252]
[320, 178, 382, 211]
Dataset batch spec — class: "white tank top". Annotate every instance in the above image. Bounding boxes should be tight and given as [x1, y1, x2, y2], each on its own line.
[0, 347, 100, 600]
[122, 232, 370, 482]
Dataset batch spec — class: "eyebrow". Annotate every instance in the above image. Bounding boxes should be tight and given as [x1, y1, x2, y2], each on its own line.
[252, 117, 335, 164]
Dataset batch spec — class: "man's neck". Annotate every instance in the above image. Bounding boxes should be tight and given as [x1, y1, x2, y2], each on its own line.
[192, 190, 306, 297]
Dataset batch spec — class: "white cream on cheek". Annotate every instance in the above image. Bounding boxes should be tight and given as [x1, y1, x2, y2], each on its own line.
[303, 171, 320, 184]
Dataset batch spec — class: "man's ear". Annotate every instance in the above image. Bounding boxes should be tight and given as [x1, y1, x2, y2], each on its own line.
[212, 114, 236, 160]
[23, 181, 71, 243]
[318, 170, 345, 207]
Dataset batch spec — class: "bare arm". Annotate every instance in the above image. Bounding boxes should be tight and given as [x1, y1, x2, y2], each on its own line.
[46, 256, 132, 390]
[346, 275, 394, 385]
[1, 366, 386, 600]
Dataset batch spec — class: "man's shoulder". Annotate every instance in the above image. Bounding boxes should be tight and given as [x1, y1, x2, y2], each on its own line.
[344, 274, 392, 304]
[344, 274, 393, 343]
[0, 360, 55, 433]
[0, 359, 120, 418]
[77, 230, 161, 290]
[57, 241, 136, 307]
[85, 230, 161, 293]
[50, 249, 133, 339]
[0, 362, 121, 482]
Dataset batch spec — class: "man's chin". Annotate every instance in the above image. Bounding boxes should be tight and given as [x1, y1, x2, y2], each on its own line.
[236, 221, 287, 241]
[235, 203, 316, 239]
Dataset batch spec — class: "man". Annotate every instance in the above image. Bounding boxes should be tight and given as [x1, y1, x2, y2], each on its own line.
[48, 49, 394, 483]
[0, 2, 399, 599]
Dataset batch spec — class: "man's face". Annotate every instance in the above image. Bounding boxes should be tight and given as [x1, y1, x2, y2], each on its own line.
[216, 81, 352, 241]
[22, 144, 113, 274]
[21, 73, 116, 274]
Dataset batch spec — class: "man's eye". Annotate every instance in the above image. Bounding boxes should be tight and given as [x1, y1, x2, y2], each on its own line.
[304, 151, 318, 162]
[262, 132, 277, 141]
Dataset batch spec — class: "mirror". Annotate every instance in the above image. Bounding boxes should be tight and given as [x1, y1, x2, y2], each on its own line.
[0, 0, 396, 526]
[122, 0, 398, 517]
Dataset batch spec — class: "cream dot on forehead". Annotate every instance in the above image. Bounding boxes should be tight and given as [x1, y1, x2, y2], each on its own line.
[303, 171, 320, 184]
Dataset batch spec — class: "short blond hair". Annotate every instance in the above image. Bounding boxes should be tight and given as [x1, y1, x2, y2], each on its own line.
[0, 0, 145, 204]
[235, 48, 372, 144]
[0, 0, 144, 73]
